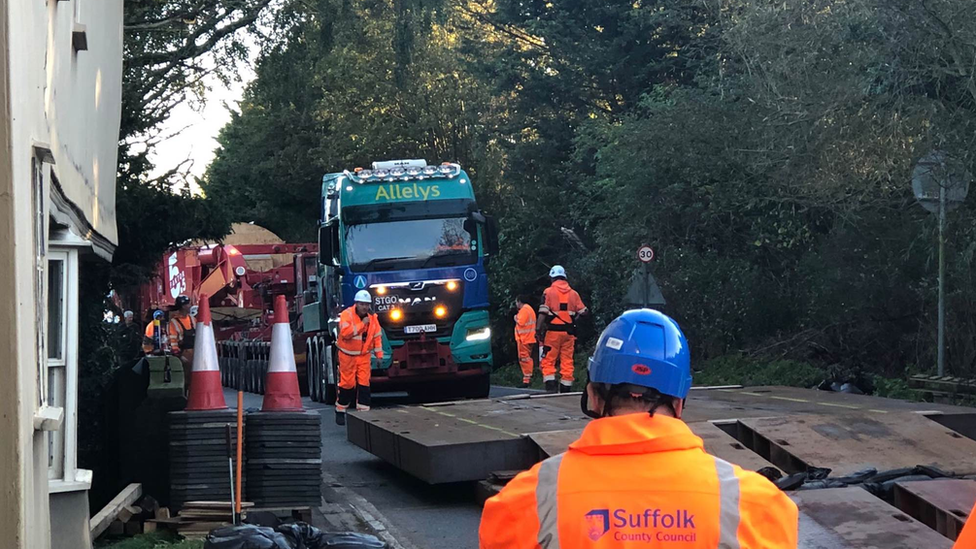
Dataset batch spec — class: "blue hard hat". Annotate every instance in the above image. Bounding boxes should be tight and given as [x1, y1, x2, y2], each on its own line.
[588, 309, 692, 399]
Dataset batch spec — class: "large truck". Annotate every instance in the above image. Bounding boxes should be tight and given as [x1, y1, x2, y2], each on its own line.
[302, 159, 498, 403]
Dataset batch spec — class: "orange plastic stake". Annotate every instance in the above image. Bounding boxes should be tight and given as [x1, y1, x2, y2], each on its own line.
[235, 391, 243, 521]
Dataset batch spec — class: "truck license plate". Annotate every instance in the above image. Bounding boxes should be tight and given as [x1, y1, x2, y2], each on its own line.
[404, 324, 437, 334]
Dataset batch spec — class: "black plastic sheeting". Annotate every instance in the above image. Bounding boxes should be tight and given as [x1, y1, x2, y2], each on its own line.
[205, 523, 387, 549]
[205, 526, 291, 549]
[774, 464, 954, 497]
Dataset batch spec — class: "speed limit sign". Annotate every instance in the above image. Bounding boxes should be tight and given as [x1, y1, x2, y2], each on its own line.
[637, 245, 654, 263]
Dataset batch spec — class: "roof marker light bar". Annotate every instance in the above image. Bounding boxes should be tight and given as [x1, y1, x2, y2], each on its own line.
[342, 161, 462, 185]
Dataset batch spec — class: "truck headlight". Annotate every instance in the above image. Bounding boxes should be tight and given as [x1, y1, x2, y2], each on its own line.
[465, 327, 491, 341]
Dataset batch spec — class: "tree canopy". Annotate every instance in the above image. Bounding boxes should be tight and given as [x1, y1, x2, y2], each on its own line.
[201, 0, 976, 379]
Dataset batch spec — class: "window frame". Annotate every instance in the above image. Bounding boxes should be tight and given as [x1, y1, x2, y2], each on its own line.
[46, 247, 85, 492]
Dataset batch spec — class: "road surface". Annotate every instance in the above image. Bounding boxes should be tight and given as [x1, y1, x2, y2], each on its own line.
[227, 385, 538, 549]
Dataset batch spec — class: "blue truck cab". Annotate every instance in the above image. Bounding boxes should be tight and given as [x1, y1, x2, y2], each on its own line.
[303, 160, 498, 400]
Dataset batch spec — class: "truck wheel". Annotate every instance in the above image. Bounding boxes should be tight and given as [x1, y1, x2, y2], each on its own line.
[325, 346, 338, 405]
[465, 373, 491, 399]
[315, 340, 326, 402]
[307, 341, 319, 402]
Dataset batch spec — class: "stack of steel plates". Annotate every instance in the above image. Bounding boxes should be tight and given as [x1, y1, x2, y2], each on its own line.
[168, 410, 242, 511]
[245, 411, 322, 507]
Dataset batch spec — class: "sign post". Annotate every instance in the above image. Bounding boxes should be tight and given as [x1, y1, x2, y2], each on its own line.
[637, 246, 654, 308]
[912, 151, 971, 376]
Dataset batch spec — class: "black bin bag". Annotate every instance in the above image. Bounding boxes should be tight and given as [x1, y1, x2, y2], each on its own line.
[205, 525, 293, 549]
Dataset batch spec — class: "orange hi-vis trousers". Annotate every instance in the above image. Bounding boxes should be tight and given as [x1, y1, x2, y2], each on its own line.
[541, 330, 575, 387]
[337, 352, 372, 412]
[517, 342, 535, 384]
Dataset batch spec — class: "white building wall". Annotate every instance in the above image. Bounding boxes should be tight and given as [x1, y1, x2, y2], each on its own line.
[0, 0, 123, 548]
[11, 0, 122, 258]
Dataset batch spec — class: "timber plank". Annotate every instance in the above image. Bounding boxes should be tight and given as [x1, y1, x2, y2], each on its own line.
[90, 483, 142, 539]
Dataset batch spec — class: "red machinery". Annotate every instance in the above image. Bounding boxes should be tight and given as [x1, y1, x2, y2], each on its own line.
[133, 243, 317, 342]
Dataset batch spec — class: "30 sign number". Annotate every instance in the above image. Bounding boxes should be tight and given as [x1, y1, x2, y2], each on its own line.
[637, 246, 655, 263]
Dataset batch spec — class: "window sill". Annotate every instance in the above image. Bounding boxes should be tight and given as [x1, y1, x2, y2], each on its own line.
[34, 405, 64, 432]
[49, 470, 92, 494]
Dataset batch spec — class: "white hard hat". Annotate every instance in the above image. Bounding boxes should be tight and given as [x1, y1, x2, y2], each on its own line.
[354, 290, 372, 303]
[549, 265, 566, 278]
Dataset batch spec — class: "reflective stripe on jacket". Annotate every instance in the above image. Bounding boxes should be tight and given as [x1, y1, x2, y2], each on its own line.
[337, 306, 383, 359]
[539, 280, 586, 327]
[479, 413, 798, 549]
[515, 304, 537, 345]
[168, 315, 197, 353]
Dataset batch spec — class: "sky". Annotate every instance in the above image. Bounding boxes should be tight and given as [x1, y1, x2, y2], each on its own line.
[148, 61, 256, 190]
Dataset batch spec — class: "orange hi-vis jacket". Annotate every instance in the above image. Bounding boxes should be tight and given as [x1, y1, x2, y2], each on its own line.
[539, 280, 586, 331]
[168, 314, 197, 354]
[955, 503, 976, 549]
[515, 304, 537, 345]
[337, 306, 383, 362]
[480, 413, 798, 549]
[143, 321, 166, 353]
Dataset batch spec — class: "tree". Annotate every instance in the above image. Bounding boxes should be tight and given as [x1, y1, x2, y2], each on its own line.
[200, 0, 976, 381]
[82, 0, 275, 508]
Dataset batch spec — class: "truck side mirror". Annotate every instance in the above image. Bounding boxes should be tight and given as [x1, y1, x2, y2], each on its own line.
[484, 215, 499, 258]
[318, 224, 339, 266]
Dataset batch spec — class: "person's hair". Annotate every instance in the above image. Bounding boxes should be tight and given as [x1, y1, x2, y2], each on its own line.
[594, 383, 678, 417]
[516, 294, 531, 305]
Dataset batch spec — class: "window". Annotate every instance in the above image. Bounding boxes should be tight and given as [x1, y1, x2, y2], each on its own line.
[32, 158, 47, 409]
[48, 259, 64, 360]
[46, 247, 85, 491]
[47, 253, 67, 480]
[344, 217, 477, 271]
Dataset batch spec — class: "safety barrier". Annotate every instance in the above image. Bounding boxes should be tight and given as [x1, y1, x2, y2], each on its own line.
[217, 340, 271, 394]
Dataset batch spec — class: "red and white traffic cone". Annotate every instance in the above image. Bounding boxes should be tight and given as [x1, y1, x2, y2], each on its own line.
[262, 295, 303, 412]
[185, 295, 228, 411]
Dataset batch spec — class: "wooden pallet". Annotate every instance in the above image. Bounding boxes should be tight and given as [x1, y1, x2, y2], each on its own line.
[147, 501, 255, 539]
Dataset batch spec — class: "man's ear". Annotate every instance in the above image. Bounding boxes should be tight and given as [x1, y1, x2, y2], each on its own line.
[586, 383, 604, 416]
[673, 398, 684, 419]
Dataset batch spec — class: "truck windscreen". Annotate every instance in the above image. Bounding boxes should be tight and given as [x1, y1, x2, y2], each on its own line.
[345, 217, 476, 272]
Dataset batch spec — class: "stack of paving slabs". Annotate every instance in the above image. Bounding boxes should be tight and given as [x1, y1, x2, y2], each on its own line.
[245, 411, 322, 507]
[168, 410, 242, 511]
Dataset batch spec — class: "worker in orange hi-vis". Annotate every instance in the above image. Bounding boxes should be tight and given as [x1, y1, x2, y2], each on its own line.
[480, 309, 799, 549]
[955, 503, 976, 549]
[334, 290, 383, 426]
[168, 295, 198, 367]
[537, 265, 588, 393]
[513, 295, 537, 388]
[142, 309, 167, 354]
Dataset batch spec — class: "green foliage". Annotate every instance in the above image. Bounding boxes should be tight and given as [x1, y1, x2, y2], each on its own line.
[96, 531, 202, 549]
[201, 0, 976, 383]
[80, 0, 272, 510]
[872, 376, 917, 401]
[695, 355, 826, 389]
